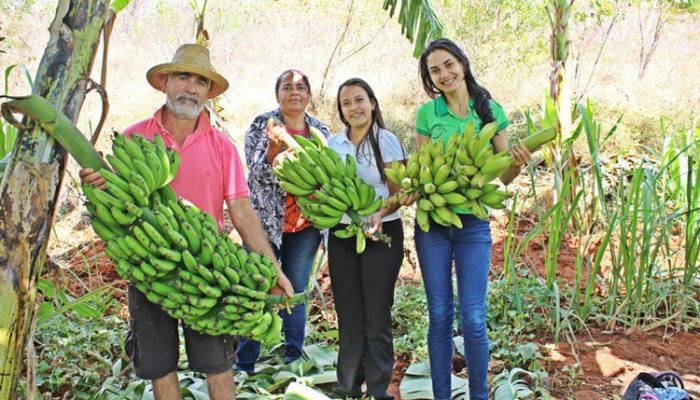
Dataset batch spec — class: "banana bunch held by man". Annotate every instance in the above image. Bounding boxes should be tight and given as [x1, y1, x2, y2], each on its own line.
[384, 121, 555, 232]
[269, 119, 391, 253]
[84, 133, 296, 343]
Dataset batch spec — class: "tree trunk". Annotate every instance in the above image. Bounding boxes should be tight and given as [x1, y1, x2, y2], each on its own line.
[0, 1, 108, 398]
[548, 0, 577, 207]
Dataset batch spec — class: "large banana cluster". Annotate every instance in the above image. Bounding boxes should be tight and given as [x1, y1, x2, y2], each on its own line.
[384, 121, 514, 232]
[83, 133, 291, 343]
[270, 121, 389, 253]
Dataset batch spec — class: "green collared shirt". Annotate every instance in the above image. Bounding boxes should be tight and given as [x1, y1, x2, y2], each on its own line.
[416, 96, 509, 146]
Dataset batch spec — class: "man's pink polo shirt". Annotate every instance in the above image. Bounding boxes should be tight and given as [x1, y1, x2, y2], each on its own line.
[124, 107, 249, 229]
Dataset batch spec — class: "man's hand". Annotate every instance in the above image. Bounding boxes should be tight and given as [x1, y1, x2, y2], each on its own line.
[79, 168, 106, 189]
[272, 271, 294, 297]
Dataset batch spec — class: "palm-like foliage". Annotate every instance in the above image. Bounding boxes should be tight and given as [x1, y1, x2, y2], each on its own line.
[383, 0, 444, 57]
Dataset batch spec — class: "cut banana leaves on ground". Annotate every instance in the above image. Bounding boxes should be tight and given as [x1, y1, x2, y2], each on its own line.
[2, 94, 297, 343]
[399, 360, 468, 400]
[492, 368, 544, 400]
[284, 382, 332, 400]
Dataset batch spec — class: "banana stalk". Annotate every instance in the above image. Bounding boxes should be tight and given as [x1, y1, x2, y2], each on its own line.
[346, 209, 392, 247]
[1, 95, 108, 170]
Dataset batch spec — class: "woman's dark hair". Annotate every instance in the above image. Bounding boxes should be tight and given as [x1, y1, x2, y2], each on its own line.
[336, 77, 395, 183]
[275, 69, 311, 95]
[419, 38, 494, 125]
[275, 69, 315, 112]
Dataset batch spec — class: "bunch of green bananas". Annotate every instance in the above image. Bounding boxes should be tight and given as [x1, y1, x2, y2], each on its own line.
[83, 133, 292, 343]
[270, 123, 390, 253]
[384, 121, 518, 231]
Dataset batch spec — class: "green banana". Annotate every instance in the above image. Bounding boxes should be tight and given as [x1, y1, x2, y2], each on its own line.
[198, 238, 214, 266]
[344, 153, 357, 179]
[437, 180, 459, 194]
[121, 135, 147, 161]
[163, 226, 188, 251]
[123, 235, 153, 259]
[195, 264, 217, 285]
[112, 144, 135, 169]
[95, 202, 122, 230]
[355, 230, 366, 253]
[167, 151, 181, 184]
[128, 181, 149, 207]
[357, 197, 381, 217]
[180, 221, 201, 254]
[416, 208, 430, 232]
[250, 312, 273, 339]
[418, 198, 435, 212]
[141, 221, 170, 248]
[280, 181, 314, 196]
[132, 225, 159, 253]
[223, 266, 240, 286]
[139, 261, 158, 278]
[144, 150, 165, 188]
[94, 188, 126, 210]
[100, 168, 130, 192]
[156, 246, 182, 263]
[443, 192, 468, 205]
[90, 217, 117, 242]
[333, 225, 355, 239]
[212, 270, 231, 291]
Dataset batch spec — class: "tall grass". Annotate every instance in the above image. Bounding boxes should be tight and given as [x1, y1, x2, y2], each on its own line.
[574, 105, 698, 330]
[503, 101, 699, 336]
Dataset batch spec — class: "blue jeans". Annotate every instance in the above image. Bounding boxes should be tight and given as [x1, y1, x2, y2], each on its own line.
[414, 214, 492, 400]
[235, 227, 321, 373]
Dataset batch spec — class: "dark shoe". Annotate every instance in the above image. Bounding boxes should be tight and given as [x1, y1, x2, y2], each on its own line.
[329, 389, 363, 399]
[232, 364, 254, 375]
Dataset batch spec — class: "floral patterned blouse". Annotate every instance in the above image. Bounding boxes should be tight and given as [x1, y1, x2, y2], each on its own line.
[243, 108, 331, 249]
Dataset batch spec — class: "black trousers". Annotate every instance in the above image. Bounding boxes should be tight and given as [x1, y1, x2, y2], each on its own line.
[328, 219, 404, 398]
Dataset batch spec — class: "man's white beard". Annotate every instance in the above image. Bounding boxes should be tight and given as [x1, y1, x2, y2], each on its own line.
[166, 94, 205, 119]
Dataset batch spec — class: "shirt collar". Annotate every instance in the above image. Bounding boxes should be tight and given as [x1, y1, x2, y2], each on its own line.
[435, 95, 475, 118]
[339, 126, 353, 144]
[339, 122, 381, 145]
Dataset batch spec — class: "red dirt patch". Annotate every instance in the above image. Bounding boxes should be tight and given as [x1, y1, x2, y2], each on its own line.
[543, 328, 700, 398]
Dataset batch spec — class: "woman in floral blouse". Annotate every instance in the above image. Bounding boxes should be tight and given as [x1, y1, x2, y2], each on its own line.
[238, 69, 331, 374]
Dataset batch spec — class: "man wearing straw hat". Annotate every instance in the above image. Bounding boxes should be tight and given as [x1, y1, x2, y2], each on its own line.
[80, 43, 293, 399]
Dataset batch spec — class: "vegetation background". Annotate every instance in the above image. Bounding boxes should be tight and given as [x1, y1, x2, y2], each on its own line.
[4, 0, 699, 150]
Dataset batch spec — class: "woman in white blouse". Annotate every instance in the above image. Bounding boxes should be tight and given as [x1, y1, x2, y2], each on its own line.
[326, 78, 406, 400]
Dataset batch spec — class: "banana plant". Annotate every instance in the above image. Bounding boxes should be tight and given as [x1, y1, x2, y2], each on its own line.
[382, 0, 444, 57]
[0, 1, 133, 397]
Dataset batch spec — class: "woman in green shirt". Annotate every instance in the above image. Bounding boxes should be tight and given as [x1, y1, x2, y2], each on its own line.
[410, 38, 531, 400]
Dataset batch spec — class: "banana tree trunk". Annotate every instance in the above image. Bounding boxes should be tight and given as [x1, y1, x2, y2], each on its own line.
[0, 1, 108, 398]
[548, 0, 577, 206]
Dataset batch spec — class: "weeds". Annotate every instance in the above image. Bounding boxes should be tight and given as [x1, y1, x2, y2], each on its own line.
[392, 284, 429, 361]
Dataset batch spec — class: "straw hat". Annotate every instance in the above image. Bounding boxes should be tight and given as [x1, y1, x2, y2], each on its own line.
[146, 44, 229, 99]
